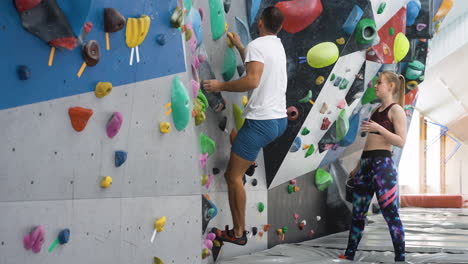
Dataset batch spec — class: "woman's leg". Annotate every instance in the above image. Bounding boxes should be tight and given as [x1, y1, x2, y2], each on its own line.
[343, 159, 374, 260]
[374, 157, 405, 262]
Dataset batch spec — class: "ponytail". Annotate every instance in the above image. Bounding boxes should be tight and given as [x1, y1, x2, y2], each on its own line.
[381, 71, 406, 108]
[397, 74, 406, 107]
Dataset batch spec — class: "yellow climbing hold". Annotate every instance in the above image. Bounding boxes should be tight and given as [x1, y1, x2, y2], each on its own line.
[242, 96, 248, 107]
[100, 176, 112, 188]
[315, 76, 325, 85]
[154, 257, 164, 264]
[154, 216, 166, 232]
[307, 42, 339, 68]
[233, 103, 245, 130]
[159, 122, 171, 134]
[225, 22, 229, 32]
[227, 32, 234, 48]
[394, 33, 410, 62]
[202, 248, 210, 259]
[126, 15, 151, 48]
[95, 82, 112, 98]
[201, 174, 208, 186]
[213, 240, 221, 247]
[185, 28, 193, 41]
[336, 37, 345, 45]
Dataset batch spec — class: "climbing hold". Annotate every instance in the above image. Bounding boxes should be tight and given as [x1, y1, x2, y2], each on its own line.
[342, 5, 364, 35]
[227, 32, 234, 48]
[405, 60, 425, 80]
[416, 23, 427, 31]
[207, 208, 216, 218]
[115, 151, 127, 167]
[263, 224, 271, 232]
[209, 0, 226, 40]
[362, 78, 377, 104]
[251, 178, 258, 186]
[298, 90, 313, 103]
[339, 78, 349, 90]
[206, 232, 216, 241]
[246, 163, 257, 176]
[294, 186, 300, 192]
[333, 76, 342, 87]
[336, 37, 345, 45]
[337, 99, 346, 109]
[290, 137, 302, 153]
[275, 0, 323, 34]
[106, 112, 123, 138]
[235, 17, 250, 47]
[315, 76, 325, 85]
[288, 184, 294, 194]
[222, 47, 237, 81]
[394, 33, 410, 62]
[200, 133, 216, 157]
[225, 23, 229, 32]
[339, 111, 360, 147]
[193, 90, 208, 126]
[154, 257, 164, 264]
[213, 240, 221, 247]
[68, 107, 93, 132]
[189, 8, 203, 48]
[282, 226, 288, 234]
[252, 227, 258, 236]
[320, 103, 328, 114]
[230, 128, 237, 145]
[233, 104, 245, 130]
[155, 216, 167, 232]
[204, 239, 213, 249]
[17, 65, 31, 80]
[156, 34, 166, 45]
[171, 76, 191, 131]
[213, 168, 220, 175]
[434, 0, 454, 22]
[355, 18, 377, 45]
[100, 176, 112, 188]
[125, 15, 150, 48]
[223, 0, 231, 13]
[23, 225, 45, 253]
[307, 42, 339, 68]
[290, 179, 297, 185]
[330, 73, 336, 81]
[95, 82, 112, 98]
[185, 28, 193, 41]
[170, 6, 184, 28]
[407, 0, 421, 26]
[206, 174, 214, 189]
[336, 109, 349, 141]
[406, 80, 418, 90]
[389, 27, 395, 36]
[104, 8, 126, 33]
[58, 229, 70, 244]
[287, 106, 299, 121]
[321, 117, 331, 130]
[258, 202, 265, 213]
[159, 122, 171, 134]
[242, 96, 249, 107]
[276, 229, 283, 236]
[305, 144, 315, 158]
[301, 127, 310, 136]
[302, 144, 310, 151]
[218, 116, 228, 132]
[81, 40, 100, 67]
[298, 221, 305, 230]
[377, 2, 386, 14]
[315, 168, 333, 191]
[202, 175, 208, 186]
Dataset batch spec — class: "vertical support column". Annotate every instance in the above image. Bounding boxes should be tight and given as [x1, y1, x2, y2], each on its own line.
[440, 131, 446, 194]
[419, 115, 427, 193]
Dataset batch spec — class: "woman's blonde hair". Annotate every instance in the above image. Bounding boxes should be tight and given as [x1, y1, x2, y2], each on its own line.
[381, 71, 406, 107]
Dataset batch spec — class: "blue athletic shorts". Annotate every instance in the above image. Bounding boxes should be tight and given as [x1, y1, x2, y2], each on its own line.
[232, 118, 288, 161]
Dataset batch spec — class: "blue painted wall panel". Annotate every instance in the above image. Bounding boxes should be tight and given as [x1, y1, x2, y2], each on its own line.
[0, 0, 185, 110]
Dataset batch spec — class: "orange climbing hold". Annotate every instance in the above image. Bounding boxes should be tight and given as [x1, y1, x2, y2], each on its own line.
[230, 128, 237, 145]
[263, 224, 271, 232]
[68, 107, 93, 132]
[275, 0, 323, 33]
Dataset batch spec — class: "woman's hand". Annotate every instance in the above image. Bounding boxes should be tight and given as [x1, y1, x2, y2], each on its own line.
[203, 80, 223, 93]
[361, 120, 383, 134]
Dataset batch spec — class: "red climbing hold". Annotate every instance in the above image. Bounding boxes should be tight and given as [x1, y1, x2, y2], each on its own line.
[275, 0, 323, 34]
[405, 87, 418, 106]
[48, 37, 78, 50]
[68, 107, 93, 132]
[321, 117, 331, 130]
[14, 0, 42, 12]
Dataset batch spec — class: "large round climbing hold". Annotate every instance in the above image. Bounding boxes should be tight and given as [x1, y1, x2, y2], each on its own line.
[394, 33, 410, 62]
[355, 18, 377, 45]
[306, 42, 339, 68]
[275, 0, 323, 34]
[287, 106, 299, 121]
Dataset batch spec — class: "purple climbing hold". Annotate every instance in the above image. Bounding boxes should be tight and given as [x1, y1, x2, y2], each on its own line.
[106, 112, 123, 138]
[416, 23, 427, 32]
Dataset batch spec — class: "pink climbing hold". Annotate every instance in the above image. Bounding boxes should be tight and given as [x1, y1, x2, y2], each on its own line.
[204, 239, 213, 249]
[106, 112, 123, 138]
[192, 80, 200, 98]
[416, 23, 427, 31]
[275, 0, 323, 33]
[186, 24, 197, 53]
[205, 174, 213, 189]
[321, 117, 331, 130]
[337, 99, 346, 109]
[294, 213, 299, 222]
[290, 179, 297, 185]
[24, 225, 45, 253]
[199, 153, 208, 169]
[206, 232, 216, 241]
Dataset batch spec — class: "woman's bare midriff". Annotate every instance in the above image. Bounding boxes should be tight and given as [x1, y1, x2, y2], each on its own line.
[363, 133, 392, 151]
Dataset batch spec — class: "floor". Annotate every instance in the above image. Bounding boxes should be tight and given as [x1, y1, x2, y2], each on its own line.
[218, 208, 468, 263]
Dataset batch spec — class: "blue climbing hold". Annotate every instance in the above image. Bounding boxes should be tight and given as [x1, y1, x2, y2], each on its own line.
[17, 65, 31, 80]
[290, 136, 302, 152]
[156, 34, 166, 46]
[58, 228, 70, 244]
[407, 0, 422, 26]
[339, 111, 360, 147]
[247, 0, 262, 26]
[115, 150, 127, 167]
[189, 8, 203, 47]
[342, 5, 364, 35]
[235, 17, 250, 47]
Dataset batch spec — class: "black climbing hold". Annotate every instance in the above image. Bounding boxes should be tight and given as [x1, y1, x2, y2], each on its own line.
[252, 227, 258, 236]
[218, 116, 227, 131]
[213, 168, 220, 175]
[17, 65, 31, 80]
[242, 175, 246, 185]
[156, 34, 166, 46]
[318, 143, 327, 153]
[361, 132, 366, 137]
[245, 163, 257, 176]
[237, 65, 245, 76]
[251, 178, 258, 186]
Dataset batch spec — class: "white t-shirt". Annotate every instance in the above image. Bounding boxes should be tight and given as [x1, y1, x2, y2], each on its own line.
[243, 35, 287, 120]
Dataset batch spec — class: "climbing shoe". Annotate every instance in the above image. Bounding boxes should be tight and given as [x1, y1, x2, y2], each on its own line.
[245, 163, 257, 176]
[212, 226, 248, 246]
[338, 254, 353, 260]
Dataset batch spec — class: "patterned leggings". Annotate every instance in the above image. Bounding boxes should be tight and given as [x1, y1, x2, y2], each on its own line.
[344, 151, 405, 261]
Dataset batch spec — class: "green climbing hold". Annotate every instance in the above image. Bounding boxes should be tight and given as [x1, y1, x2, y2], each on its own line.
[315, 168, 333, 191]
[282, 226, 288, 234]
[301, 127, 310, 136]
[339, 78, 349, 90]
[389, 27, 395, 36]
[197, 89, 209, 111]
[377, 2, 386, 14]
[288, 184, 294, 194]
[200, 133, 216, 157]
[258, 202, 265, 213]
[307, 42, 339, 68]
[330, 73, 336, 81]
[207, 208, 216, 218]
[233, 103, 245, 130]
[209, 0, 226, 40]
[362, 77, 378, 104]
[355, 18, 377, 45]
[336, 109, 350, 142]
[305, 144, 315, 158]
[222, 47, 237, 81]
[298, 90, 312, 103]
[171, 76, 191, 131]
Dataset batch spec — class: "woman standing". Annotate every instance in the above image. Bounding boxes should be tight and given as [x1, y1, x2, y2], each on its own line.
[340, 71, 407, 262]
